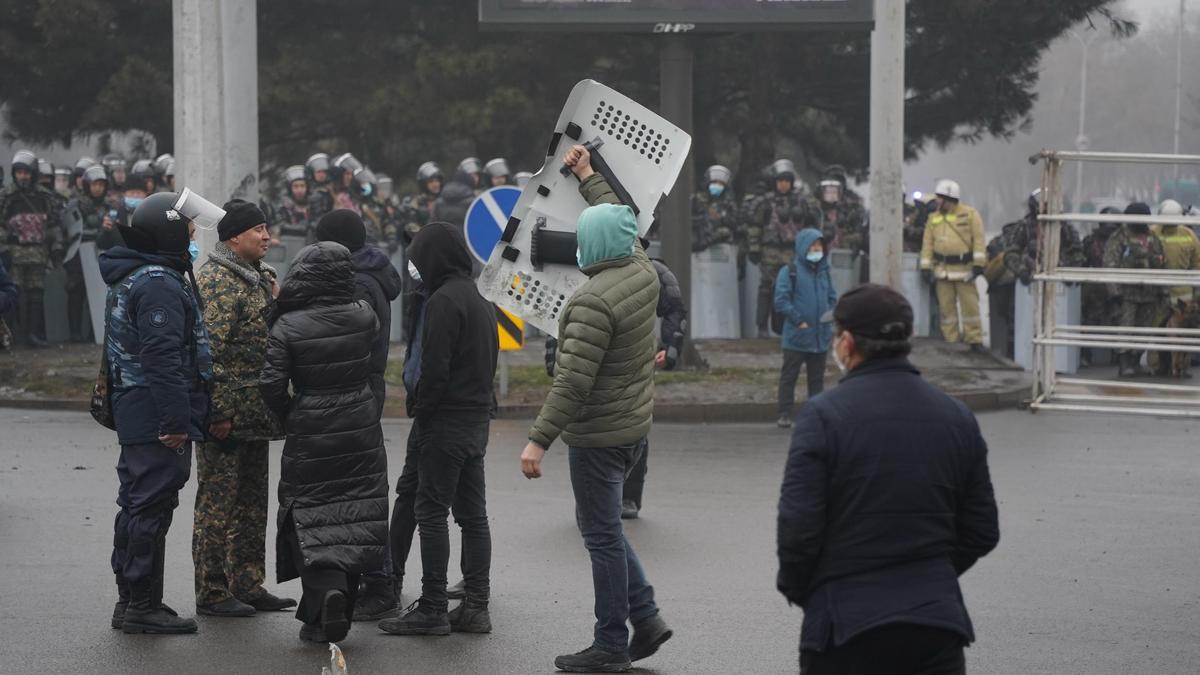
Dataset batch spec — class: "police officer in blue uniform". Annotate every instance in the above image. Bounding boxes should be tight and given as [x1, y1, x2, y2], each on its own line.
[98, 192, 212, 635]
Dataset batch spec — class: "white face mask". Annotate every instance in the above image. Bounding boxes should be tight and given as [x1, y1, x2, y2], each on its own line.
[407, 260, 421, 281]
[831, 333, 848, 373]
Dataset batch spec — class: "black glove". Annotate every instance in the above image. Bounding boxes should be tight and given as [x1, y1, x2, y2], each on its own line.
[973, 265, 985, 280]
[921, 269, 934, 285]
[1019, 269, 1032, 286]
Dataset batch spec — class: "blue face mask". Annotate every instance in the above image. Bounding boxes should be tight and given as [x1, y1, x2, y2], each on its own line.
[806, 251, 824, 263]
[188, 240, 200, 264]
[124, 196, 144, 210]
[708, 183, 725, 198]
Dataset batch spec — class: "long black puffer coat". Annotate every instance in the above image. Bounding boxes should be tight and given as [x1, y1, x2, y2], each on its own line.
[259, 241, 388, 581]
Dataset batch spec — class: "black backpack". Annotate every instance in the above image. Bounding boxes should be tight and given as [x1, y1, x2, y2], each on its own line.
[770, 263, 798, 335]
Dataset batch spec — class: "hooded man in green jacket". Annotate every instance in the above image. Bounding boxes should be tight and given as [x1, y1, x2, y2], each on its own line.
[521, 145, 674, 673]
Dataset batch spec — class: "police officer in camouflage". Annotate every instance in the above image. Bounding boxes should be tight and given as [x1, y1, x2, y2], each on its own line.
[99, 192, 210, 634]
[273, 165, 317, 244]
[64, 165, 125, 343]
[1103, 202, 1168, 377]
[0, 150, 64, 347]
[691, 165, 738, 252]
[193, 199, 295, 616]
[816, 165, 868, 259]
[749, 159, 817, 337]
[306, 152, 335, 222]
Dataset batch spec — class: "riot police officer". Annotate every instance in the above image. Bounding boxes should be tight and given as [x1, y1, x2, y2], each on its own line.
[691, 164, 738, 252]
[0, 150, 64, 346]
[153, 154, 174, 192]
[99, 192, 211, 634]
[73, 156, 97, 196]
[816, 164, 868, 256]
[401, 161, 443, 245]
[129, 159, 157, 197]
[103, 155, 128, 197]
[457, 156, 485, 195]
[64, 165, 124, 342]
[749, 159, 817, 337]
[273, 165, 316, 244]
[37, 158, 55, 192]
[484, 158, 512, 187]
[305, 152, 335, 221]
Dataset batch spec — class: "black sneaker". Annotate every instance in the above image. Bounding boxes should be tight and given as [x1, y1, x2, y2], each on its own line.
[629, 613, 673, 662]
[320, 590, 350, 643]
[620, 499, 639, 520]
[446, 579, 466, 600]
[353, 578, 399, 621]
[378, 601, 450, 636]
[448, 602, 492, 634]
[554, 646, 632, 673]
[196, 597, 256, 617]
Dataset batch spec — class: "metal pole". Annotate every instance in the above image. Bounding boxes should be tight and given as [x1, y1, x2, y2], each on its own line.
[1067, 30, 1095, 208]
[1173, 0, 1185, 182]
[172, 0, 259, 264]
[659, 36, 700, 367]
[868, 0, 905, 289]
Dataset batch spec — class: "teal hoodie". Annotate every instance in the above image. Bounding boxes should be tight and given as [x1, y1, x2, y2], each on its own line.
[577, 203, 638, 270]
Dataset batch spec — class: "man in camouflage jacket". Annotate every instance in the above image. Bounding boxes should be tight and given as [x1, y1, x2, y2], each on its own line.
[192, 200, 293, 616]
[1103, 203, 1167, 377]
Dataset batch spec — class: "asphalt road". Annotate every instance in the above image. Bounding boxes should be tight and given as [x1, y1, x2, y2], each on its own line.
[0, 409, 1197, 674]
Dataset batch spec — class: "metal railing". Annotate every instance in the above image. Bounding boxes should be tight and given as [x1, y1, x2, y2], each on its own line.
[1028, 150, 1200, 417]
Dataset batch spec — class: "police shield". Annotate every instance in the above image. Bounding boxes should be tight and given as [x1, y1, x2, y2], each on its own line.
[61, 200, 85, 263]
[476, 79, 692, 337]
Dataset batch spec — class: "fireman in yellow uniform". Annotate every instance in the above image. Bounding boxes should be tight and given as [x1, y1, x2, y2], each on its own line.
[920, 179, 987, 350]
[1153, 199, 1200, 307]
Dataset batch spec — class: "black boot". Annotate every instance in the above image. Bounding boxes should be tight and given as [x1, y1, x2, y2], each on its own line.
[352, 577, 399, 621]
[122, 579, 198, 635]
[25, 290, 48, 348]
[629, 612, 673, 662]
[150, 530, 180, 618]
[67, 287, 85, 343]
[553, 646, 632, 673]
[378, 600, 450, 636]
[448, 600, 492, 634]
[111, 576, 130, 629]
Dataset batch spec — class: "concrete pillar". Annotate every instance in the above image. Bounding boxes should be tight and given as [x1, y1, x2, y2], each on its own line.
[173, 0, 259, 262]
[868, 0, 905, 289]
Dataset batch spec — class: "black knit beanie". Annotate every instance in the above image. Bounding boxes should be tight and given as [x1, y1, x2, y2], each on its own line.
[217, 199, 267, 241]
[316, 209, 367, 252]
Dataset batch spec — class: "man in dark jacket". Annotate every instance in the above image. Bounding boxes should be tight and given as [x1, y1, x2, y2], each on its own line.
[315, 209, 404, 621]
[99, 192, 212, 635]
[778, 284, 1000, 674]
[380, 222, 498, 637]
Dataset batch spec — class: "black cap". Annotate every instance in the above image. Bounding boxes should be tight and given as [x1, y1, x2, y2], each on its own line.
[316, 209, 367, 252]
[1125, 202, 1151, 216]
[833, 284, 913, 341]
[217, 199, 267, 241]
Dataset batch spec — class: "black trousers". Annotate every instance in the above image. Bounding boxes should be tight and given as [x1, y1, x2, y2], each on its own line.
[621, 437, 649, 509]
[112, 442, 192, 583]
[284, 520, 359, 626]
[800, 624, 966, 675]
[778, 350, 827, 416]
[391, 416, 492, 609]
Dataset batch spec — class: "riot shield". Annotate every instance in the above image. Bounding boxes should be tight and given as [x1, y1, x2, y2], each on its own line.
[476, 79, 691, 337]
[80, 242, 107, 343]
[61, 200, 85, 263]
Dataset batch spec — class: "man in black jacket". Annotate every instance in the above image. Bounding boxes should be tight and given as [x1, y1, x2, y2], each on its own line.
[778, 284, 999, 675]
[316, 209, 404, 621]
[380, 222, 498, 637]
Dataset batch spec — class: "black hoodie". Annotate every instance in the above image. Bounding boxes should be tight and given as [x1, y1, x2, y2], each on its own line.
[350, 245, 403, 412]
[406, 222, 497, 421]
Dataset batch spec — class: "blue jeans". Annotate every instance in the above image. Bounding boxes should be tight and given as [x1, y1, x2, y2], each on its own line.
[568, 441, 658, 654]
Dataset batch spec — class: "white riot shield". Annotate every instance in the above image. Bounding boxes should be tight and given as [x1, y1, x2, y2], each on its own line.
[476, 79, 691, 337]
[80, 242, 107, 344]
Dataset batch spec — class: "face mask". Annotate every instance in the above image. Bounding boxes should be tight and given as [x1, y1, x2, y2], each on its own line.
[188, 240, 200, 264]
[831, 333, 848, 373]
[708, 183, 725, 198]
[124, 196, 144, 210]
[360, 183, 373, 197]
[806, 251, 824, 263]
[407, 260, 421, 281]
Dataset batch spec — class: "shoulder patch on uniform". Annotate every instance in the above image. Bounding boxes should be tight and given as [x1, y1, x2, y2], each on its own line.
[149, 308, 168, 327]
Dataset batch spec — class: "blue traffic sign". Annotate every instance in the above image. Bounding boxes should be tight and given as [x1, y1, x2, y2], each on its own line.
[465, 186, 523, 264]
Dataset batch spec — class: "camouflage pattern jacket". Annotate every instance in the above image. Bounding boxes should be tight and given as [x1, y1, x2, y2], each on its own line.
[400, 192, 438, 246]
[690, 190, 739, 252]
[750, 189, 818, 250]
[819, 197, 868, 254]
[196, 242, 283, 440]
[0, 185, 64, 266]
[1102, 227, 1166, 304]
[274, 195, 315, 241]
[1001, 213, 1085, 286]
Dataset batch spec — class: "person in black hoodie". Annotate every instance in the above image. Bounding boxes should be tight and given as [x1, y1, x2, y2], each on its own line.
[259, 241, 389, 644]
[315, 209, 404, 621]
[99, 192, 212, 635]
[379, 221, 498, 637]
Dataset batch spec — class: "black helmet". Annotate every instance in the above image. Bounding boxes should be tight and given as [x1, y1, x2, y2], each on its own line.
[12, 149, 38, 183]
[83, 165, 108, 187]
[123, 191, 191, 255]
[416, 161, 443, 184]
[74, 156, 97, 178]
[130, 159, 155, 188]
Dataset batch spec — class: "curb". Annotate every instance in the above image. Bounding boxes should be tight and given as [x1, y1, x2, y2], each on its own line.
[2, 383, 1027, 421]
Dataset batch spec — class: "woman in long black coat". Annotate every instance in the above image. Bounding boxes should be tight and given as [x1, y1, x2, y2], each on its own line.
[259, 241, 388, 643]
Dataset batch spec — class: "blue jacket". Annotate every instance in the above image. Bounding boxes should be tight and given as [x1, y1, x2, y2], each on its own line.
[100, 247, 213, 445]
[777, 357, 1000, 651]
[0, 256, 16, 315]
[774, 228, 837, 353]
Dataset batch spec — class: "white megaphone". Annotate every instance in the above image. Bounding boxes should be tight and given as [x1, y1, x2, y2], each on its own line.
[174, 187, 226, 231]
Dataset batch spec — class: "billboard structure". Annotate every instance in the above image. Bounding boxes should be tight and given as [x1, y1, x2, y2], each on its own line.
[479, 0, 874, 33]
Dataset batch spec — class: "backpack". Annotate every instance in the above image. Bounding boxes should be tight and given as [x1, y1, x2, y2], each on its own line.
[770, 263, 798, 335]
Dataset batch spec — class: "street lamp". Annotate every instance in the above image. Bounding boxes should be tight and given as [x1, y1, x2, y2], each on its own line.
[1067, 28, 1097, 210]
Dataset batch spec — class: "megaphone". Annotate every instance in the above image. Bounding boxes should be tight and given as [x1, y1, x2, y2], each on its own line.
[174, 187, 226, 231]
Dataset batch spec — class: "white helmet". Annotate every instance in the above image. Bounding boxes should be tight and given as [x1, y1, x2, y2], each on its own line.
[1159, 199, 1184, 216]
[934, 179, 961, 201]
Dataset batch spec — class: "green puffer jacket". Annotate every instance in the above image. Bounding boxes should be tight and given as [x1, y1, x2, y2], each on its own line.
[528, 174, 659, 449]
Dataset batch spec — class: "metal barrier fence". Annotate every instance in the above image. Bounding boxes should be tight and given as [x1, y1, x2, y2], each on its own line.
[1030, 150, 1200, 417]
